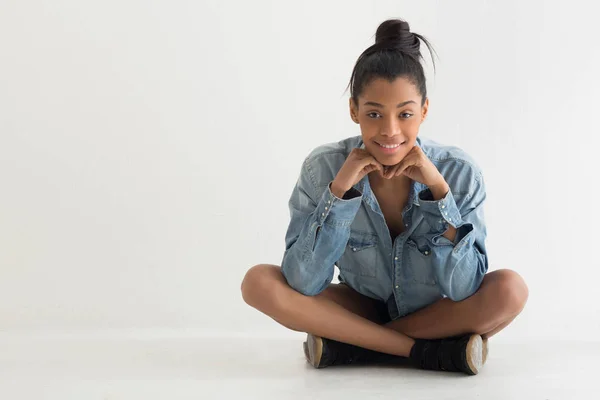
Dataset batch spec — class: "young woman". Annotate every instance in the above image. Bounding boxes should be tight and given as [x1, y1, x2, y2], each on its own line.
[241, 18, 528, 376]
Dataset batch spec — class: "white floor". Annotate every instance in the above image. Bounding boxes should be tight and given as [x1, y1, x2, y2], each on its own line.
[0, 331, 596, 400]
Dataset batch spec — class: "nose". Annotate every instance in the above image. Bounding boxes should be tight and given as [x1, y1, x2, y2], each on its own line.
[380, 115, 403, 139]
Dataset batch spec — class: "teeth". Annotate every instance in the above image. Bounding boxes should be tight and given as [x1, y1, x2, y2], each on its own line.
[378, 142, 400, 149]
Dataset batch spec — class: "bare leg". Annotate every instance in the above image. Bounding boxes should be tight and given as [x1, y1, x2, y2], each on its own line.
[242, 265, 527, 357]
[242, 264, 414, 357]
[481, 315, 518, 339]
[385, 269, 528, 339]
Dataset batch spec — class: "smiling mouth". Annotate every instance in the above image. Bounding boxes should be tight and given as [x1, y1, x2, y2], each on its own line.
[375, 141, 405, 148]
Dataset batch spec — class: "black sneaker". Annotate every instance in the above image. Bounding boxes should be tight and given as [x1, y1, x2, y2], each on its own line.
[409, 333, 484, 375]
[303, 333, 398, 368]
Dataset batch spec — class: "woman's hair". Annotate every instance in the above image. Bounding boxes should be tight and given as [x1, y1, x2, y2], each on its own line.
[347, 19, 436, 106]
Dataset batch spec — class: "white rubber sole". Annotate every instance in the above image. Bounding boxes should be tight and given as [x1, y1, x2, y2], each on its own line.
[466, 334, 484, 375]
[303, 341, 309, 361]
[483, 338, 489, 365]
[305, 333, 324, 368]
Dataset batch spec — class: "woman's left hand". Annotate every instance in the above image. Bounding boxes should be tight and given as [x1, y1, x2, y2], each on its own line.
[383, 144, 447, 188]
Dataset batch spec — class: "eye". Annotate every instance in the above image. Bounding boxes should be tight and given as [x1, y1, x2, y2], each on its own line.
[367, 112, 382, 119]
[399, 112, 414, 119]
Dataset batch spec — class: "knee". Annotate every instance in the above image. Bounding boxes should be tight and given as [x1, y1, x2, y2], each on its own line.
[241, 264, 285, 311]
[487, 269, 529, 317]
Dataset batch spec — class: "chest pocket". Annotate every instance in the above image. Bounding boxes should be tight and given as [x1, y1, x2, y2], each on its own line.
[405, 236, 437, 286]
[339, 231, 379, 278]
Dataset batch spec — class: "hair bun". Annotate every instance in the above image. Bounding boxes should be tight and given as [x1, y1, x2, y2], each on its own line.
[375, 19, 410, 44]
[374, 19, 421, 57]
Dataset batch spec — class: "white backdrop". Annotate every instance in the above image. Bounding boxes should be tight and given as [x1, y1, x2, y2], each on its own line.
[0, 0, 598, 341]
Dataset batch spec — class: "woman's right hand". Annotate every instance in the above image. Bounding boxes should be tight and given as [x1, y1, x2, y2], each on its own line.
[331, 148, 384, 197]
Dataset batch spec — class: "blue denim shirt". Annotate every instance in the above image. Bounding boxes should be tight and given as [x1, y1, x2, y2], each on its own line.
[280, 135, 489, 320]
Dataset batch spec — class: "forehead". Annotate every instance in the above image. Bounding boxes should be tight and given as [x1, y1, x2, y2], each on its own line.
[359, 76, 420, 103]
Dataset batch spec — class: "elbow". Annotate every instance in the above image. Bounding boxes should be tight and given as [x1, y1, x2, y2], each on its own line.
[444, 279, 480, 302]
[445, 286, 476, 302]
[443, 258, 487, 302]
[281, 255, 327, 297]
[281, 267, 325, 296]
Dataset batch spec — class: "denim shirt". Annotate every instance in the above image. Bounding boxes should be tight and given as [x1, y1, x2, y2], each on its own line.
[280, 135, 489, 320]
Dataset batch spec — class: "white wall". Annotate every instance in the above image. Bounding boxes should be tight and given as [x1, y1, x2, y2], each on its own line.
[1, 0, 598, 340]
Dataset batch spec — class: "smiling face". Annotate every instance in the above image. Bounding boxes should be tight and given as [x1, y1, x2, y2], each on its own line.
[349, 76, 429, 167]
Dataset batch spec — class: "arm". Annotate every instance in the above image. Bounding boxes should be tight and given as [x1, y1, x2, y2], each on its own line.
[280, 157, 363, 296]
[417, 174, 489, 301]
[429, 183, 457, 242]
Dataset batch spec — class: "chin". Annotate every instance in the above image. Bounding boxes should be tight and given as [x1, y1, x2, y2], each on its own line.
[378, 152, 407, 167]
[381, 160, 400, 167]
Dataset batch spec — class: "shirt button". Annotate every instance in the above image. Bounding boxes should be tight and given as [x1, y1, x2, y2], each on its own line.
[444, 212, 448, 215]
[424, 251, 429, 255]
[325, 207, 328, 210]
[395, 285, 399, 289]
[327, 200, 331, 204]
[441, 205, 445, 208]
[448, 218, 452, 222]
[394, 257, 398, 260]
[405, 223, 408, 227]
[322, 213, 325, 216]
[352, 248, 357, 251]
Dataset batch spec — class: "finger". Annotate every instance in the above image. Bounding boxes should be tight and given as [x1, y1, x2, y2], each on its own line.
[379, 165, 388, 178]
[394, 156, 415, 177]
[374, 163, 385, 178]
[381, 163, 394, 179]
[381, 165, 389, 178]
[386, 155, 409, 178]
[395, 162, 411, 177]
[364, 163, 380, 177]
[365, 156, 383, 173]
[382, 165, 393, 179]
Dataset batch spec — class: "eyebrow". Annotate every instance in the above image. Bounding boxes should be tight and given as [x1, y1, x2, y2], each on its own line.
[363, 100, 417, 108]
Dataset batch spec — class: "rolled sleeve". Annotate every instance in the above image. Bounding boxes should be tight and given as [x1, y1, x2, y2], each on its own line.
[418, 187, 473, 244]
[417, 179, 489, 301]
[315, 181, 363, 227]
[281, 158, 363, 296]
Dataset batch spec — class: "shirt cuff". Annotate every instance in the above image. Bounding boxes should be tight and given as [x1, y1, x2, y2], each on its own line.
[315, 181, 363, 226]
[418, 186, 463, 234]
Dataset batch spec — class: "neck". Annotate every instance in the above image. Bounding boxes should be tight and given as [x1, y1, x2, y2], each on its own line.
[369, 171, 412, 191]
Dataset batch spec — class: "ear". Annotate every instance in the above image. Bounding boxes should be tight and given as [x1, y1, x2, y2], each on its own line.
[349, 98, 360, 124]
[421, 97, 429, 122]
